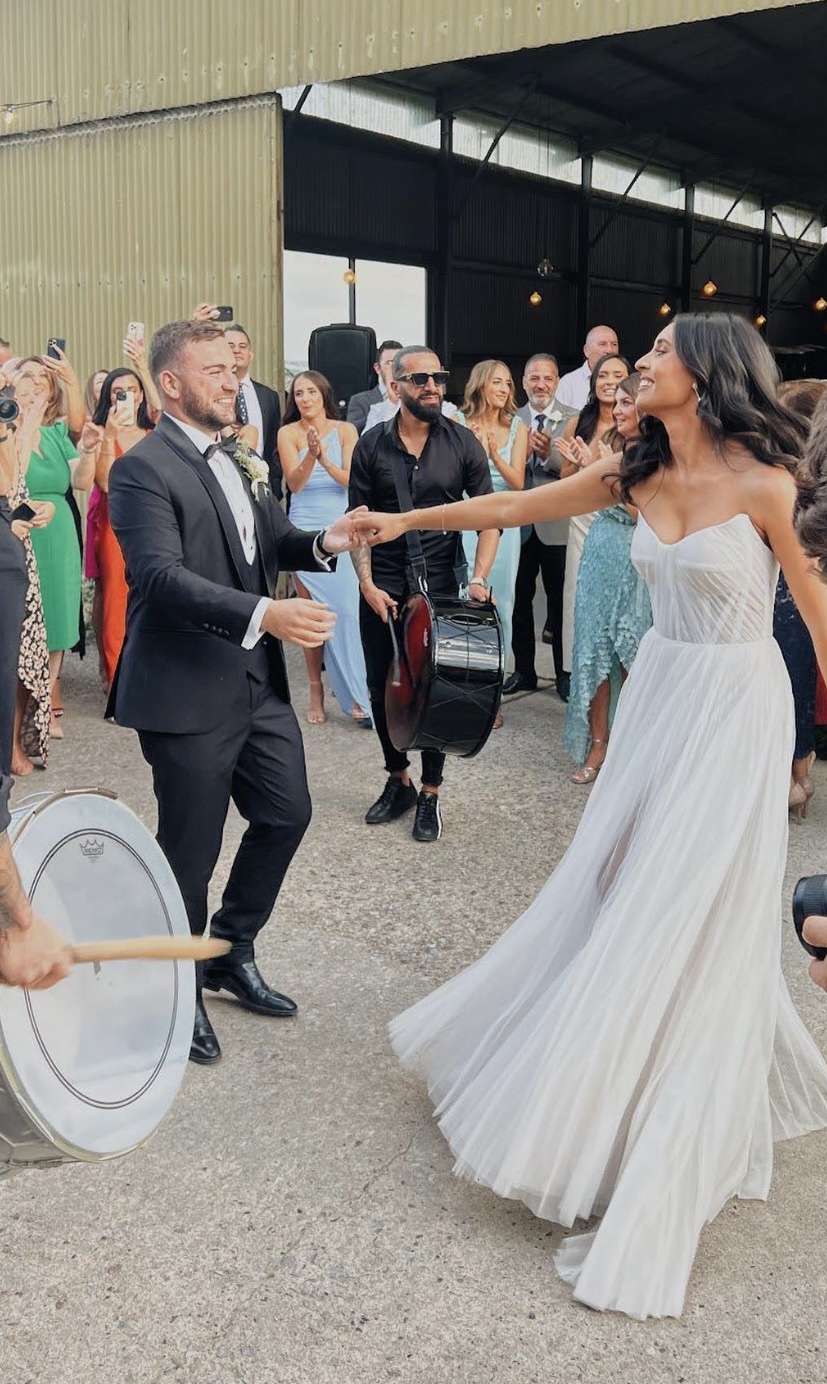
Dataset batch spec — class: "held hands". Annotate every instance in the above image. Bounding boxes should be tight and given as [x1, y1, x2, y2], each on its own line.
[0, 912, 73, 990]
[322, 510, 367, 555]
[350, 511, 407, 547]
[261, 598, 336, 650]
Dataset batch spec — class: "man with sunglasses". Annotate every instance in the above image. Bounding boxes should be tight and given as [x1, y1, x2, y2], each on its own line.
[349, 347, 499, 842]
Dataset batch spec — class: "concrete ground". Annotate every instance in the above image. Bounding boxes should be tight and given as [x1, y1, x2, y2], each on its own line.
[3, 638, 827, 1384]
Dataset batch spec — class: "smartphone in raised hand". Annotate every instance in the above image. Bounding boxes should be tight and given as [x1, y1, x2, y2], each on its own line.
[46, 337, 66, 360]
[213, 306, 234, 323]
[126, 321, 145, 347]
[114, 388, 135, 427]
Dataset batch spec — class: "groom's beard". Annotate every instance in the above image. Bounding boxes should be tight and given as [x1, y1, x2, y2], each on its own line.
[177, 381, 235, 433]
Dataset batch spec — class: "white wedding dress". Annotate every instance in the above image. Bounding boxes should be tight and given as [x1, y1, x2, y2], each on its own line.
[390, 511, 827, 1320]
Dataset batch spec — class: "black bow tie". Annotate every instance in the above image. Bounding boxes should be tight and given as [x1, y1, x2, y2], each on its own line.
[204, 441, 230, 461]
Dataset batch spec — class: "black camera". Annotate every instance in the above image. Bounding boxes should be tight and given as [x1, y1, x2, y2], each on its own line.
[792, 875, 827, 961]
[0, 389, 18, 424]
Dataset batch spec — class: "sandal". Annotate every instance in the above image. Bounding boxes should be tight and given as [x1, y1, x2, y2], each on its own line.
[571, 738, 607, 785]
[307, 681, 326, 725]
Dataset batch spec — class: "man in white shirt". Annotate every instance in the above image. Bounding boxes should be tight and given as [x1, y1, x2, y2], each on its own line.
[107, 320, 357, 1066]
[556, 325, 620, 410]
[346, 339, 402, 434]
[504, 353, 576, 700]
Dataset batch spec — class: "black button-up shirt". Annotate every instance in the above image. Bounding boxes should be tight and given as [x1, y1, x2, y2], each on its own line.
[348, 413, 494, 596]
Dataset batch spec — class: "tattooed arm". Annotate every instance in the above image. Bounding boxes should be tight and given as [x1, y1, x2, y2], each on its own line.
[0, 832, 72, 988]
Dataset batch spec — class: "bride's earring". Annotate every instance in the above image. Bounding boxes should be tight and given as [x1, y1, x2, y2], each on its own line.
[692, 382, 702, 405]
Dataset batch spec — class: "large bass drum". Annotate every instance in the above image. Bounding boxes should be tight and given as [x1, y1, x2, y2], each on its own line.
[0, 789, 194, 1175]
[385, 592, 504, 758]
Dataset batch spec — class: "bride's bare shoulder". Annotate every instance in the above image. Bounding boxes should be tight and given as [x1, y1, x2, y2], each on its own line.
[739, 456, 798, 521]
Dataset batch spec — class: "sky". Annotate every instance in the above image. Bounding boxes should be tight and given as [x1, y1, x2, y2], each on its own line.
[283, 251, 426, 367]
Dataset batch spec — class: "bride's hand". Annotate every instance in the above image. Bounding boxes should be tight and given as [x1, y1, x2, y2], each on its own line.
[351, 510, 407, 547]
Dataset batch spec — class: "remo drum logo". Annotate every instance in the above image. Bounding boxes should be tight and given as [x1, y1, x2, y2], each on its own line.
[80, 838, 105, 861]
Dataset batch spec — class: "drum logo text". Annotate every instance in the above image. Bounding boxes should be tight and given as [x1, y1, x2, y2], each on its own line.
[80, 838, 105, 861]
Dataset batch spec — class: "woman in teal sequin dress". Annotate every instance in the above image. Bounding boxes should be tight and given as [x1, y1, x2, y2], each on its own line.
[563, 374, 652, 778]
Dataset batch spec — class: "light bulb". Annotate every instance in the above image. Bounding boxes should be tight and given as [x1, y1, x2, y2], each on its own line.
[702, 280, 718, 298]
[529, 291, 542, 307]
[658, 302, 672, 317]
[343, 269, 356, 286]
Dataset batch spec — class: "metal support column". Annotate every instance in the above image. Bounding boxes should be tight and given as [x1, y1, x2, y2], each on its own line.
[680, 185, 695, 311]
[758, 207, 773, 331]
[433, 112, 453, 366]
[576, 155, 593, 350]
[347, 256, 356, 325]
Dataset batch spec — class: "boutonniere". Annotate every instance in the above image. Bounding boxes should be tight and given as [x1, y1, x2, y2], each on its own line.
[548, 410, 564, 427]
[234, 440, 270, 501]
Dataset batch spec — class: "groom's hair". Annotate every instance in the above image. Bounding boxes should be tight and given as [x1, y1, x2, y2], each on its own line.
[149, 320, 226, 383]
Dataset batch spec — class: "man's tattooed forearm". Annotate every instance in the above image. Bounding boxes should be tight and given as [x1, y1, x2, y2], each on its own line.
[351, 542, 372, 583]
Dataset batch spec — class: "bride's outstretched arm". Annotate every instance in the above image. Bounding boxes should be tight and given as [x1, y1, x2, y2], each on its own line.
[352, 460, 616, 546]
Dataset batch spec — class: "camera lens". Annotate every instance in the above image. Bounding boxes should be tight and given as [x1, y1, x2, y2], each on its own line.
[0, 396, 19, 424]
[792, 875, 827, 959]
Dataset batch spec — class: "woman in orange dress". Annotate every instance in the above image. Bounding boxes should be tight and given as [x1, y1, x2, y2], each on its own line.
[87, 369, 154, 687]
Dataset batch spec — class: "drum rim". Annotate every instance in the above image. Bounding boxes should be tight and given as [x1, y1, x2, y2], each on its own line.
[2, 788, 192, 1163]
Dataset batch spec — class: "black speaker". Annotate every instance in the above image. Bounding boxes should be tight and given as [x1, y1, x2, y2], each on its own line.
[308, 323, 377, 409]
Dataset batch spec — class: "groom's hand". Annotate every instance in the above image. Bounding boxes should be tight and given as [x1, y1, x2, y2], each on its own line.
[321, 508, 368, 554]
[261, 598, 336, 649]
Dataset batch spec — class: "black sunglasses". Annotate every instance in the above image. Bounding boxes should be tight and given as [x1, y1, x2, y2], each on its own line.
[396, 371, 449, 389]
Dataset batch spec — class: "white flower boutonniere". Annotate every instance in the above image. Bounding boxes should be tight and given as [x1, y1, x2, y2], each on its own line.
[234, 440, 270, 501]
[548, 410, 564, 428]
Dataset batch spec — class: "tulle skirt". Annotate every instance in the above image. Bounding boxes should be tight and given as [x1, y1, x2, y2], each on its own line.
[390, 628, 827, 1319]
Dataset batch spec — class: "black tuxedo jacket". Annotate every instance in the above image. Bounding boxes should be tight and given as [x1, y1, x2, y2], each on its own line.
[346, 384, 383, 435]
[249, 378, 283, 495]
[107, 414, 322, 735]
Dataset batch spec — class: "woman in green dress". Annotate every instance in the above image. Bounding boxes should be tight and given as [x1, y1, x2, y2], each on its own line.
[12, 360, 97, 738]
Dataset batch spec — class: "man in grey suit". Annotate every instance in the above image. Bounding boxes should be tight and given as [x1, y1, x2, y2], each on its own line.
[503, 353, 576, 702]
[346, 339, 402, 434]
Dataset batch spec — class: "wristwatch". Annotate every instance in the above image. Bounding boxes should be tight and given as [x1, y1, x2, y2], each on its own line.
[317, 528, 336, 559]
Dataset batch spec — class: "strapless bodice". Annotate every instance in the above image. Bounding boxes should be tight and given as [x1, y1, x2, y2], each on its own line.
[631, 512, 778, 645]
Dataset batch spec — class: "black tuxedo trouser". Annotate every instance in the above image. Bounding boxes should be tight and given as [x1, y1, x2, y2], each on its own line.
[138, 666, 311, 980]
[511, 531, 566, 681]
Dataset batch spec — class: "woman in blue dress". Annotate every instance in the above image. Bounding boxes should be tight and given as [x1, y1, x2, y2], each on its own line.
[561, 372, 652, 781]
[461, 361, 527, 720]
[279, 372, 370, 727]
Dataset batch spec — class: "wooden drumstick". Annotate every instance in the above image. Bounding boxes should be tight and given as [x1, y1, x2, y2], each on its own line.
[70, 937, 232, 964]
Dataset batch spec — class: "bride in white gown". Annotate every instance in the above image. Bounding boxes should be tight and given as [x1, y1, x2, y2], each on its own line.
[353, 314, 827, 1320]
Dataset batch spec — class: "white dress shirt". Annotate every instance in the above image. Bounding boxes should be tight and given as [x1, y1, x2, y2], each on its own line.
[237, 373, 264, 454]
[555, 360, 592, 411]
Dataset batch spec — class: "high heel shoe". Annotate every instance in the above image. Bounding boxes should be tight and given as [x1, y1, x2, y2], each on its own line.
[571, 738, 608, 785]
[789, 777, 808, 824]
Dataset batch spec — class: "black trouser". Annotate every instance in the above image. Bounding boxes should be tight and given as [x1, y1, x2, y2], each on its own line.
[139, 667, 311, 988]
[511, 531, 566, 681]
[0, 509, 27, 832]
[360, 590, 451, 789]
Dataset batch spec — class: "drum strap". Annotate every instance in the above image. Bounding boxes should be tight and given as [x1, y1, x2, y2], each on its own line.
[388, 454, 468, 594]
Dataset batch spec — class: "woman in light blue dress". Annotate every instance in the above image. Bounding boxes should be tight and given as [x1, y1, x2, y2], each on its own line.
[563, 373, 652, 779]
[460, 361, 527, 701]
[278, 372, 371, 727]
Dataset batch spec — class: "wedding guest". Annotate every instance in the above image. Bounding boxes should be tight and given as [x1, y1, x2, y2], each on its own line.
[563, 373, 652, 782]
[279, 372, 369, 726]
[505, 353, 576, 701]
[12, 359, 97, 736]
[347, 340, 403, 435]
[558, 354, 631, 681]
[84, 369, 109, 683]
[556, 325, 620, 410]
[460, 361, 527, 724]
[775, 378, 827, 821]
[88, 368, 155, 687]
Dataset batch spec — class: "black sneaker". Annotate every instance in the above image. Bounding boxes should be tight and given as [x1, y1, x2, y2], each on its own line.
[365, 776, 418, 825]
[556, 672, 571, 703]
[412, 790, 443, 843]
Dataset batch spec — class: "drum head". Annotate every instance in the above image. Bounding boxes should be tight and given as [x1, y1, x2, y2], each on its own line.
[2, 791, 194, 1160]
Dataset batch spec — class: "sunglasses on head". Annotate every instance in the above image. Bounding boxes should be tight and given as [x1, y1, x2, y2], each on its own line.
[396, 371, 450, 389]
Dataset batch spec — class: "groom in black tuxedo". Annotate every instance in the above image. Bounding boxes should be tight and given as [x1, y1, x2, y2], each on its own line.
[107, 319, 356, 1065]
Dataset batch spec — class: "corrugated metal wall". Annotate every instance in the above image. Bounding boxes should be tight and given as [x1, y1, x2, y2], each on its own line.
[0, 99, 283, 387]
[1, 0, 817, 133]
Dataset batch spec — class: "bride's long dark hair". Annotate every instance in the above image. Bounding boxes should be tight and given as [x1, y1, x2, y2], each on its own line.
[617, 314, 807, 502]
[795, 390, 827, 570]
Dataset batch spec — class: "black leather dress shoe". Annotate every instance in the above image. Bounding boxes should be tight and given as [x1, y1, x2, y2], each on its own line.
[203, 956, 298, 1018]
[502, 671, 538, 696]
[541, 626, 553, 645]
[556, 672, 571, 703]
[190, 997, 221, 1064]
[365, 775, 418, 824]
